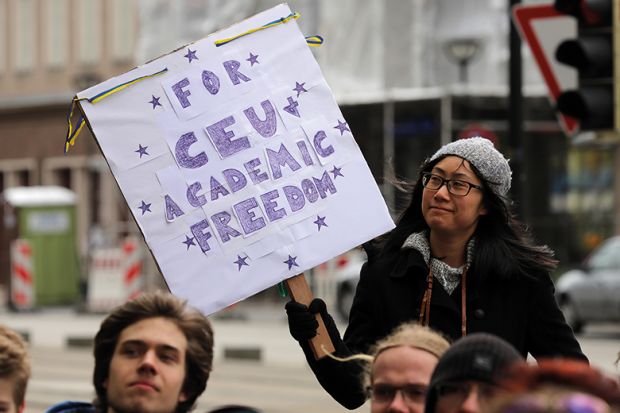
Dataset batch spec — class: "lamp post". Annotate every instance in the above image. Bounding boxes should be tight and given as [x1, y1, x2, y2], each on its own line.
[443, 38, 481, 83]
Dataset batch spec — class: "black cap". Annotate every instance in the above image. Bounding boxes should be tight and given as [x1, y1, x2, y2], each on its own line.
[424, 333, 524, 413]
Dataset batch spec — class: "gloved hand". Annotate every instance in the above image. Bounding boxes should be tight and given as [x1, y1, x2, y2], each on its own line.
[286, 298, 332, 340]
[285, 300, 319, 341]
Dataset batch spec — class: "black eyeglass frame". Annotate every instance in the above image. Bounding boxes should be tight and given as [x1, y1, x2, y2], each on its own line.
[421, 172, 484, 197]
[366, 383, 428, 404]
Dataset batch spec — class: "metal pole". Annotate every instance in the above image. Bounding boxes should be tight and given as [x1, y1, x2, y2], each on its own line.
[441, 94, 452, 146]
[509, 0, 524, 218]
[383, 100, 395, 213]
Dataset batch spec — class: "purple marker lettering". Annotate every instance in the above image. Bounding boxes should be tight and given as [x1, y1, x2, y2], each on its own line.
[201, 70, 220, 95]
[266, 143, 301, 180]
[260, 190, 286, 222]
[296, 140, 314, 166]
[211, 211, 241, 243]
[243, 100, 277, 138]
[222, 168, 247, 193]
[313, 130, 335, 158]
[164, 194, 185, 220]
[209, 176, 230, 201]
[172, 77, 192, 108]
[313, 171, 338, 199]
[244, 158, 269, 184]
[233, 197, 266, 234]
[175, 132, 208, 169]
[283, 185, 305, 212]
[301, 178, 319, 203]
[223, 60, 251, 85]
[206, 116, 250, 158]
[190, 219, 213, 253]
[187, 182, 207, 207]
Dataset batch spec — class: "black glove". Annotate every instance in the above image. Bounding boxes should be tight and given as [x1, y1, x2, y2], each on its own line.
[285, 300, 319, 341]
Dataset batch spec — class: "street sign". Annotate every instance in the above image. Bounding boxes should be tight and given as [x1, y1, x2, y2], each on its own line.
[513, 3, 579, 136]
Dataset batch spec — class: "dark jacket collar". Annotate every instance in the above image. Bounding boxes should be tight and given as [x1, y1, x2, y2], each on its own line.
[389, 248, 427, 278]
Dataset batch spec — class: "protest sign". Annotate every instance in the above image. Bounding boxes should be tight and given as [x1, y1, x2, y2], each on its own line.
[71, 3, 395, 316]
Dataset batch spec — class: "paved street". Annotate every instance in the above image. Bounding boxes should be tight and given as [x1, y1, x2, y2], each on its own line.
[1, 301, 618, 413]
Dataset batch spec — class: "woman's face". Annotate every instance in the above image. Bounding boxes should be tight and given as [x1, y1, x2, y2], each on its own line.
[421, 156, 487, 239]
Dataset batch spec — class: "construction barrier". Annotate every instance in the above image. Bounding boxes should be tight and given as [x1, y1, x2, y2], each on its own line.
[87, 237, 143, 312]
[10, 239, 34, 310]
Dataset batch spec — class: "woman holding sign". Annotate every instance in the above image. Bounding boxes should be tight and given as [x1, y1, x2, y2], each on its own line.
[286, 137, 586, 409]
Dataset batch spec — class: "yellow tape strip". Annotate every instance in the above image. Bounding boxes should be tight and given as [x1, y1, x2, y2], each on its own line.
[215, 12, 301, 47]
[64, 68, 168, 154]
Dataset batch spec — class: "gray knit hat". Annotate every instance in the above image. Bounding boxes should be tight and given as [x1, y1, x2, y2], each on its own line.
[430, 137, 512, 198]
[424, 333, 524, 413]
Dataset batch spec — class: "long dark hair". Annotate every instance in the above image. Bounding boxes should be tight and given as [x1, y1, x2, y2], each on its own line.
[379, 156, 558, 281]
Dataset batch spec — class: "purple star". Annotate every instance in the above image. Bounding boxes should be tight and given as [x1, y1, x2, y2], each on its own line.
[293, 81, 307, 97]
[330, 165, 344, 179]
[334, 119, 350, 135]
[149, 95, 162, 109]
[284, 255, 299, 271]
[184, 48, 198, 63]
[135, 144, 149, 158]
[246, 52, 259, 66]
[138, 201, 151, 215]
[283, 97, 300, 117]
[182, 235, 196, 250]
[314, 215, 328, 231]
[234, 255, 249, 271]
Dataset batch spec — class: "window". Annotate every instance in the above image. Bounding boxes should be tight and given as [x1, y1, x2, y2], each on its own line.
[110, 0, 135, 62]
[0, 0, 6, 75]
[14, 0, 36, 73]
[44, 0, 68, 69]
[77, 0, 102, 65]
[17, 170, 30, 187]
[89, 170, 101, 225]
[55, 168, 72, 189]
[588, 238, 620, 271]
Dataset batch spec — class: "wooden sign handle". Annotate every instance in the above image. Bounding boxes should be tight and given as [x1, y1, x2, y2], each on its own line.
[285, 273, 335, 360]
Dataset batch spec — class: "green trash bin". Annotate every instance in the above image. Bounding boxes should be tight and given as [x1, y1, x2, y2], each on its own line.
[2, 186, 80, 307]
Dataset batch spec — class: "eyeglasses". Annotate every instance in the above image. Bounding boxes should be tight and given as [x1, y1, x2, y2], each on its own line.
[421, 172, 483, 197]
[436, 381, 501, 407]
[367, 383, 428, 404]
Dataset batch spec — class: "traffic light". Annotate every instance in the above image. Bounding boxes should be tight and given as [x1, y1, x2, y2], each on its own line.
[554, 0, 616, 131]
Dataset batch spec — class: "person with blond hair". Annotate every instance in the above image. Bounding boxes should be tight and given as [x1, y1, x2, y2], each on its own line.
[363, 323, 450, 413]
[0, 324, 31, 413]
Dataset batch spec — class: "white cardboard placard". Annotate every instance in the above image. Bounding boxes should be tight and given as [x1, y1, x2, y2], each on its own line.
[77, 3, 394, 315]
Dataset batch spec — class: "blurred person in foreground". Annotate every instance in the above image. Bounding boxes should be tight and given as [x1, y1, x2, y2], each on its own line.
[485, 359, 620, 413]
[286, 137, 585, 409]
[424, 333, 525, 413]
[0, 324, 31, 413]
[362, 323, 450, 413]
[46, 291, 214, 413]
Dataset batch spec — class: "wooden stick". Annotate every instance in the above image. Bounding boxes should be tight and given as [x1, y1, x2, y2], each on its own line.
[285, 273, 335, 360]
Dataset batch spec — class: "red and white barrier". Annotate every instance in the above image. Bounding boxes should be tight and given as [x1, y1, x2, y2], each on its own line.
[10, 239, 34, 310]
[87, 237, 144, 312]
[122, 237, 143, 301]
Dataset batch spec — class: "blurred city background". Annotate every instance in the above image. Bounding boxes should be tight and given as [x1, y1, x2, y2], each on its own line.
[0, 0, 618, 412]
[1, 0, 616, 309]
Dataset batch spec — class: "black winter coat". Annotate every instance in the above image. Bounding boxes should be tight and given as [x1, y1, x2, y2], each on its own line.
[297, 246, 587, 410]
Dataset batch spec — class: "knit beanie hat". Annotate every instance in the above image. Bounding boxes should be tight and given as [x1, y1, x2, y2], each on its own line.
[424, 333, 524, 413]
[429, 137, 512, 198]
